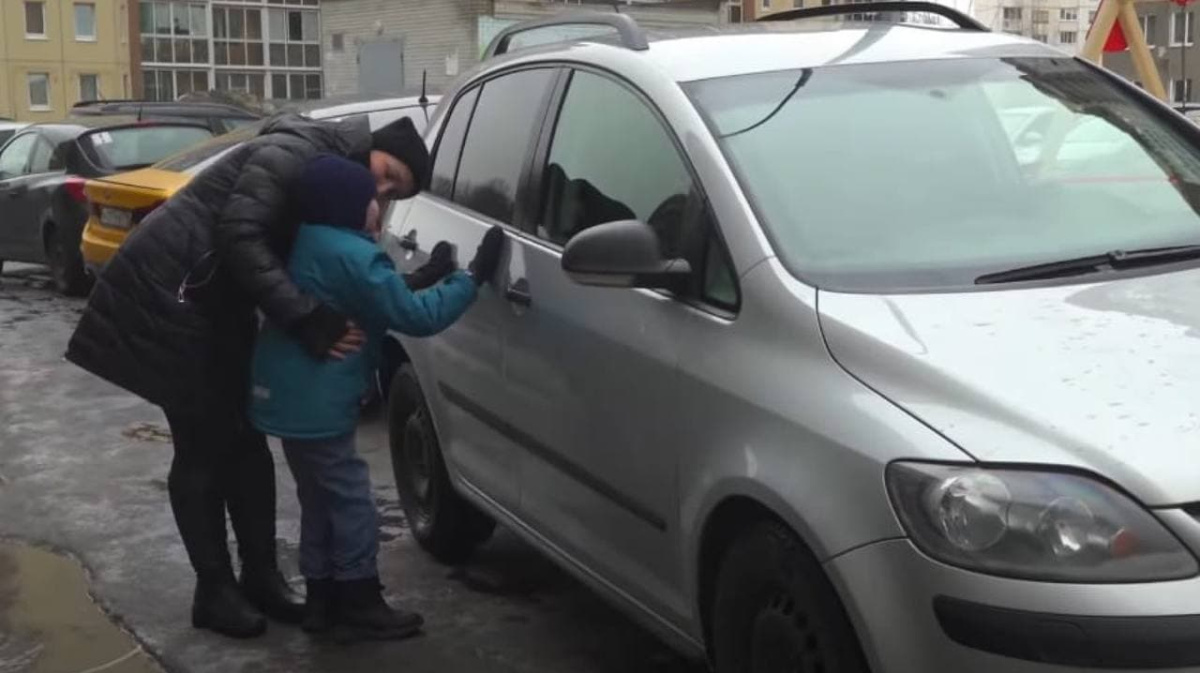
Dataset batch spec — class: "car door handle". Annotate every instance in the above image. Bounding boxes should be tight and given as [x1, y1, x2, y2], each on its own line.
[504, 279, 532, 307]
[398, 229, 418, 251]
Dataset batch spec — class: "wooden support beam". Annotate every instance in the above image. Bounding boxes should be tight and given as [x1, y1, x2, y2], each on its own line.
[1119, 0, 1168, 100]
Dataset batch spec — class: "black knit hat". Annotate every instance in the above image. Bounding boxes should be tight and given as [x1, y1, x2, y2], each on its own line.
[296, 154, 377, 231]
[371, 116, 430, 195]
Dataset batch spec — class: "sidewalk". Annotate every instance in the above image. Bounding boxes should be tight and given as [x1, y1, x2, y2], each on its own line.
[0, 542, 161, 673]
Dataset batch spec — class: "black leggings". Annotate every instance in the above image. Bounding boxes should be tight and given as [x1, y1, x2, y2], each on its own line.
[164, 408, 279, 581]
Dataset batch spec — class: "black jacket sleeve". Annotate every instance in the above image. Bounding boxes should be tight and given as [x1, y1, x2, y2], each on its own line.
[213, 143, 348, 356]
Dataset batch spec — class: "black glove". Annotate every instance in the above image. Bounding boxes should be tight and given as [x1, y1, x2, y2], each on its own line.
[469, 226, 505, 287]
[292, 303, 351, 359]
[403, 241, 456, 290]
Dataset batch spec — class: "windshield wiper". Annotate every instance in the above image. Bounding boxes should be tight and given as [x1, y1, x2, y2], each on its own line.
[975, 245, 1200, 284]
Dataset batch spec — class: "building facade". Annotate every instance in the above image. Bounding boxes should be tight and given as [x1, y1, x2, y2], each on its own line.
[973, 0, 1100, 54]
[0, 0, 133, 120]
[132, 0, 324, 102]
[1104, 2, 1197, 106]
[320, 0, 724, 98]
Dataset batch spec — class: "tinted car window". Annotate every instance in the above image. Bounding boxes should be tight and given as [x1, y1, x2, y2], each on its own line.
[430, 87, 480, 200]
[0, 134, 37, 178]
[154, 124, 261, 173]
[453, 68, 556, 224]
[0, 130, 16, 148]
[541, 70, 737, 308]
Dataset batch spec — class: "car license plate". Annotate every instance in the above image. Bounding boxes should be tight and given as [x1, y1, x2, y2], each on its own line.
[100, 207, 132, 230]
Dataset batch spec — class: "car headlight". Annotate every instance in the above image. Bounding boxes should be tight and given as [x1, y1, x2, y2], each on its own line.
[886, 462, 1198, 582]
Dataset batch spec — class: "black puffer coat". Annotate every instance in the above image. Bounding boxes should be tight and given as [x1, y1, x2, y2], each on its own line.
[66, 114, 373, 413]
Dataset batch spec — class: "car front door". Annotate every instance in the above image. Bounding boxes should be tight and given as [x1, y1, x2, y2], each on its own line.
[0, 133, 42, 263]
[500, 68, 740, 625]
[391, 67, 560, 513]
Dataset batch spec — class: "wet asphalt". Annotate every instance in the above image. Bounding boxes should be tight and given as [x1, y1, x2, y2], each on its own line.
[0, 264, 704, 673]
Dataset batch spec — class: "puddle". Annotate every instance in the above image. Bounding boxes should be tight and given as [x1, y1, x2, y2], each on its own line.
[0, 543, 161, 673]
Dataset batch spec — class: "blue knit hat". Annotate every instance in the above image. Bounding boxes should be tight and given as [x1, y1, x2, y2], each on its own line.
[295, 154, 377, 231]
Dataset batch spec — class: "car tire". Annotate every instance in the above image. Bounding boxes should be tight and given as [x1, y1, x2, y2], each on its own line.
[45, 225, 91, 297]
[712, 521, 870, 673]
[388, 364, 495, 564]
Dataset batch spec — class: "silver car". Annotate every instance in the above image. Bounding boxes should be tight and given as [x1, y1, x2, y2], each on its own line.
[382, 7, 1200, 672]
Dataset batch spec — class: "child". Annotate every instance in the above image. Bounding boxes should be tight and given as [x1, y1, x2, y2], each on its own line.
[249, 154, 503, 641]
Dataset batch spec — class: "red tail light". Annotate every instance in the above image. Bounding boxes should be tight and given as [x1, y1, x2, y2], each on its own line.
[64, 177, 88, 203]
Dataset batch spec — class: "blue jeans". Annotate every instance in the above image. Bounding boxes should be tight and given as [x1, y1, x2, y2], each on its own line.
[281, 433, 378, 581]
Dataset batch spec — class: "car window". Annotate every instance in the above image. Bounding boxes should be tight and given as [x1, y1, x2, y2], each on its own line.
[430, 87, 480, 200]
[154, 123, 261, 173]
[452, 68, 557, 224]
[28, 138, 55, 174]
[0, 130, 15, 148]
[540, 70, 737, 308]
[688, 57, 1200, 291]
[80, 126, 214, 172]
[0, 133, 37, 178]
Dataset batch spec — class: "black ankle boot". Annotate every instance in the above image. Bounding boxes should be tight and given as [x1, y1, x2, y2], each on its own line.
[334, 578, 423, 642]
[193, 577, 267, 639]
[302, 579, 335, 634]
[240, 568, 306, 625]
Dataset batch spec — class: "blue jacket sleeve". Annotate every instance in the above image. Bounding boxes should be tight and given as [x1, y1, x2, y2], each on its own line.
[347, 251, 478, 337]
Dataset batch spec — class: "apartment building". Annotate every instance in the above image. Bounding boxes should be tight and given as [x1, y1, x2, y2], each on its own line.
[1103, 2, 1197, 105]
[0, 0, 133, 120]
[973, 0, 1100, 53]
[132, 0, 324, 102]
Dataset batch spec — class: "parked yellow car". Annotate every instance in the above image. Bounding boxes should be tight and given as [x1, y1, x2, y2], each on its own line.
[80, 95, 437, 273]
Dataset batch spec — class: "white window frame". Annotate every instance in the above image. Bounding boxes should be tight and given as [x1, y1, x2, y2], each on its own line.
[78, 73, 99, 101]
[24, 1, 46, 39]
[1059, 30, 1077, 44]
[1140, 14, 1156, 46]
[1002, 6, 1022, 20]
[74, 3, 97, 41]
[1171, 11, 1194, 47]
[761, 0, 770, 8]
[266, 6, 320, 70]
[27, 73, 50, 111]
[1060, 8, 1077, 20]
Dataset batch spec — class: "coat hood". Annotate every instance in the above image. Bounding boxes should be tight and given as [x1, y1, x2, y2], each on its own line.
[819, 268, 1200, 506]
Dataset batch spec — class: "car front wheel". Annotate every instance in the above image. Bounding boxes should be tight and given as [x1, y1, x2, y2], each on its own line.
[712, 521, 870, 673]
[388, 364, 495, 564]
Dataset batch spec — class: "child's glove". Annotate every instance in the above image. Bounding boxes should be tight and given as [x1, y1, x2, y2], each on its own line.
[404, 241, 456, 290]
[469, 226, 505, 287]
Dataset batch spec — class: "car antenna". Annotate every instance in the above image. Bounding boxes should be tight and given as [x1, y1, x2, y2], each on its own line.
[419, 70, 429, 106]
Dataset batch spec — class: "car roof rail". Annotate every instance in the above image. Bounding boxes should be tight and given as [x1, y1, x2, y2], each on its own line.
[758, 1, 989, 31]
[483, 11, 649, 59]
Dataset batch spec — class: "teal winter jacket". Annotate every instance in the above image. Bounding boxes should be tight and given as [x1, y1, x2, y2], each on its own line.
[250, 224, 476, 439]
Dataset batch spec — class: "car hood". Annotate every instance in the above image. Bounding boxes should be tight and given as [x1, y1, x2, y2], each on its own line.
[818, 268, 1200, 506]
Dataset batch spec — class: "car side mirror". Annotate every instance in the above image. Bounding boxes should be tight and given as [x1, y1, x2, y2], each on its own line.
[561, 219, 691, 290]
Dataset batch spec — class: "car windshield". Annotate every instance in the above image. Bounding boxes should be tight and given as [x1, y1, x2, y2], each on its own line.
[686, 57, 1200, 291]
[81, 125, 215, 172]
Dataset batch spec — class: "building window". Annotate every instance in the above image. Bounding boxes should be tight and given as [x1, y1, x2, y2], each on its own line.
[1059, 30, 1077, 44]
[143, 68, 208, 101]
[25, 2, 45, 37]
[762, 0, 770, 8]
[1141, 14, 1158, 45]
[1002, 7, 1022, 20]
[266, 0, 317, 8]
[74, 3, 96, 40]
[1060, 8, 1077, 20]
[214, 71, 264, 98]
[331, 32, 343, 51]
[27, 73, 50, 110]
[214, 6, 264, 66]
[140, 2, 209, 64]
[1172, 11, 1194, 46]
[1033, 9, 1049, 23]
[1032, 32, 1048, 42]
[271, 72, 321, 100]
[267, 8, 320, 68]
[1173, 78, 1193, 103]
[79, 74, 99, 101]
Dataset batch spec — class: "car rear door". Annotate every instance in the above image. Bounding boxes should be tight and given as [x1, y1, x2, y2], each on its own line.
[389, 67, 561, 513]
[500, 67, 741, 624]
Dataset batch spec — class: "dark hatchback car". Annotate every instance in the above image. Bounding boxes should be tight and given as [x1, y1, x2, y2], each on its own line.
[69, 100, 260, 135]
[0, 119, 213, 294]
